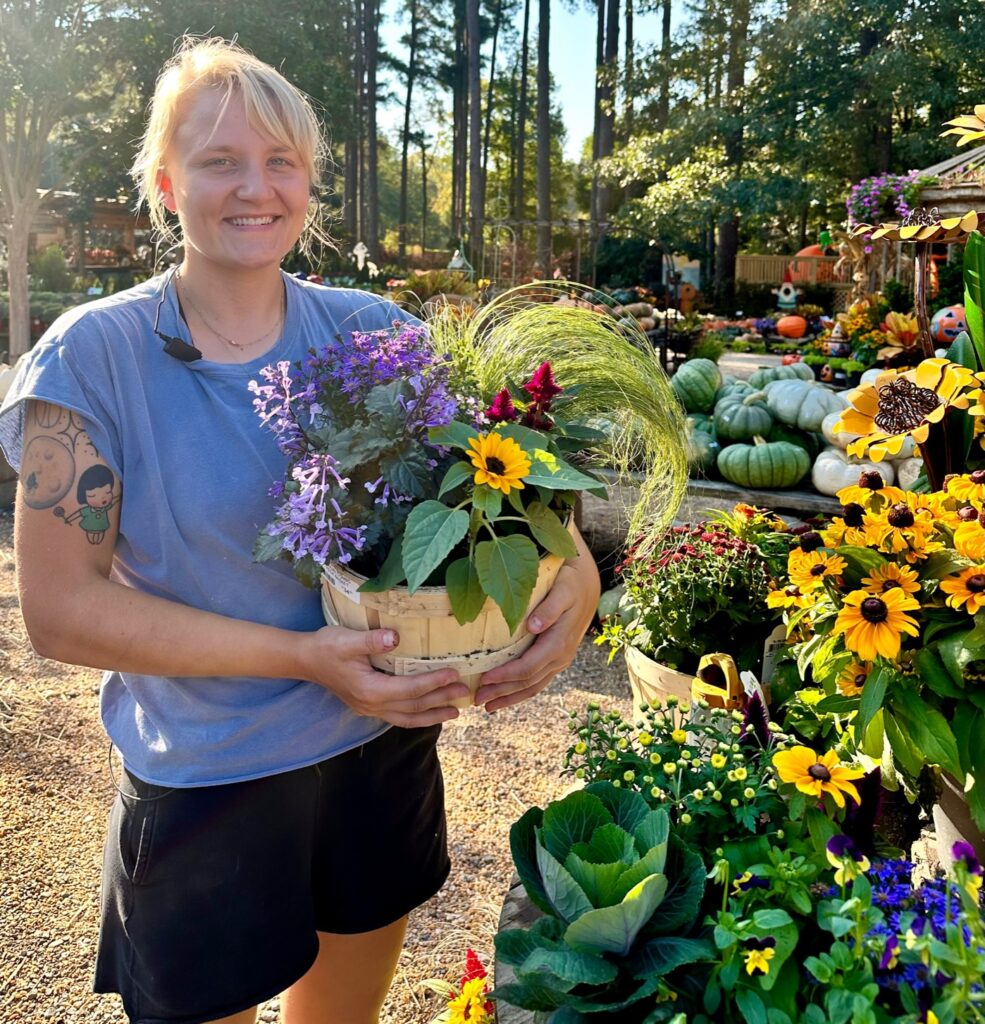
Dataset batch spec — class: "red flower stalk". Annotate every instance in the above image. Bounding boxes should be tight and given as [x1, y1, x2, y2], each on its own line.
[485, 388, 517, 423]
[461, 948, 488, 984]
[523, 361, 563, 404]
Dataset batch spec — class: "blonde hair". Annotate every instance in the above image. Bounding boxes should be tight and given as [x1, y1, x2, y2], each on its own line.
[132, 36, 331, 252]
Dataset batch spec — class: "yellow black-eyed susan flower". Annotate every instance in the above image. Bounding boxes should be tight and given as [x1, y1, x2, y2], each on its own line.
[788, 549, 848, 592]
[944, 470, 985, 505]
[822, 502, 871, 548]
[863, 500, 941, 562]
[860, 562, 920, 597]
[955, 519, 985, 562]
[467, 431, 531, 494]
[772, 746, 864, 808]
[766, 584, 816, 610]
[837, 660, 870, 697]
[833, 588, 920, 661]
[835, 470, 906, 510]
[940, 566, 985, 614]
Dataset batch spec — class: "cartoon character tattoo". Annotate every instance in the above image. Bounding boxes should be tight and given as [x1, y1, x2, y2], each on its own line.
[54, 465, 120, 544]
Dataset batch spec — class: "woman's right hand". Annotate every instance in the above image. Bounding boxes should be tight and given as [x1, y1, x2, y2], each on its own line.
[297, 625, 469, 728]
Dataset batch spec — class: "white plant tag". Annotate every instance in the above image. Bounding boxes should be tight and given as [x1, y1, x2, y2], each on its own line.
[323, 563, 361, 604]
[760, 623, 788, 686]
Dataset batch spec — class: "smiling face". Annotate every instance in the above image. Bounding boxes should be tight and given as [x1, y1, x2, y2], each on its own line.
[159, 86, 310, 275]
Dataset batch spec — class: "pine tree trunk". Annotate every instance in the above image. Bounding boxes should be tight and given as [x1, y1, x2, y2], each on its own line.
[514, 0, 531, 239]
[365, 0, 380, 257]
[535, 0, 551, 275]
[398, 0, 420, 262]
[353, 0, 365, 243]
[467, 0, 483, 267]
[658, 0, 671, 129]
[5, 211, 35, 359]
[594, 0, 619, 223]
[481, 0, 503, 222]
[589, 0, 605, 246]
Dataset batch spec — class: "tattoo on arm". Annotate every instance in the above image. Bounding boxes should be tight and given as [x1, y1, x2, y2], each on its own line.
[23, 403, 121, 544]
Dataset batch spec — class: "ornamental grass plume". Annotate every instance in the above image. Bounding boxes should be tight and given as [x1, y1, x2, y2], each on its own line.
[426, 281, 689, 553]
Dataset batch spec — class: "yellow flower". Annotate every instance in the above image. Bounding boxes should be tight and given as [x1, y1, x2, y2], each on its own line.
[955, 519, 985, 561]
[448, 976, 492, 1024]
[833, 587, 921, 662]
[671, 728, 687, 744]
[835, 470, 906, 510]
[788, 550, 847, 592]
[711, 753, 727, 769]
[863, 500, 942, 562]
[821, 503, 871, 547]
[767, 584, 816, 609]
[945, 471, 985, 504]
[772, 746, 864, 808]
[743, 944, 776, 976]
[882, 311, 919, 349]
[839, 358, 976, 462]
[940, 566, 985, 614]
[467, 431, 531, 495]
[837, 661, 870, 697]
[860, 562, 921, 597]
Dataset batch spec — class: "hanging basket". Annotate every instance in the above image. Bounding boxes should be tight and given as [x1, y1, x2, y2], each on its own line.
[321, 540, 570, 708]
[916, 183, 985, 221]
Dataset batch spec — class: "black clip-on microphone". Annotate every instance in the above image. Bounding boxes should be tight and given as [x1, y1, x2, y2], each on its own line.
[153, 271, 203, 362]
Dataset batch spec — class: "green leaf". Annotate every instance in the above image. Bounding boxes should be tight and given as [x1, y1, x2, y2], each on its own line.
[613, 844, 670, 902]
[953, 708, 985, 829]
[835, 546, 888, 584]
[735, 988, 768, 1024]
[815, 695, 860, 715]
[444, 557, 486, 625]
[475, 533, 541, 633]
[912, 647, 966, 699]
[488, 977, 570, 1012]
[857, 665, 889, 737]
[524, 501, 578, 559]
[964, 230, 985, 364]
[524, 455, 605, 492]
[253, 528, 286, 563]
[473, 483, 503, 519]
[359, 537, 406, 591]
[632, 807, 672, 856]
[494, 920, 564, 966]
[564, 851, 631, 908]
[883, 711, 926, 779]
[519, 947, 618, 986]
[890, 685, 962, 776]
[401, 502, 470, 592]
[570, 823, 637, 866]
[378, 447, 432, 499]
[751, 909, 793, 930]
[563, 873, 668, 955]
[536, 842, 595, 923]
[428, 420, 479, 450]
[643, 836, 706, 935]
[584, 782, 654, 839]
[541, 791, 613, 863]
[437, 460, 475, 498]
[495, 422, 550, 451]
[509, 807, 554, 916]
[363, 380, 411, 433]
[629, 936, 716, 979]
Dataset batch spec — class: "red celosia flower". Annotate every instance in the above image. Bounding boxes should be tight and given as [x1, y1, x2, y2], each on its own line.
[461, 948, 488, 984]
[485, 388, 517, 423]
[523, 361, 563, 403]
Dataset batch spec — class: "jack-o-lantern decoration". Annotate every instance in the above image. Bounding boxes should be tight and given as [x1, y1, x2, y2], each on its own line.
[930, 305, 968, 345]
[776, 315, 808, 339]
[820, 363, 835, 383]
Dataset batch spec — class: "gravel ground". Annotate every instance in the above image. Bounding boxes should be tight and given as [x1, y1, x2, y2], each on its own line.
[0, 507, 634, 1024]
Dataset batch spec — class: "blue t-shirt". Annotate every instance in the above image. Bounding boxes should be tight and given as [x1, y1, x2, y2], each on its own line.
[0, 270, 415, 786]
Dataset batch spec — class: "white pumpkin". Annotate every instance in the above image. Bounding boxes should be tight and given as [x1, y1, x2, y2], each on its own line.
[764, 380, 849, 432]
[812, 446, 895, 497]
[895, 457, 924, 491]
[860, 368, 883, 386]
[821, 410, 861, 450]
[886, 435, 917, 460]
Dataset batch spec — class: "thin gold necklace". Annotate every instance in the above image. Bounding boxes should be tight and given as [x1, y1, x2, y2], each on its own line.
[176, 270, 285, 349]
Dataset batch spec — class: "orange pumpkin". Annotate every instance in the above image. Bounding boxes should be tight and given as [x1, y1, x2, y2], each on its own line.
[776, 315, 808, 339]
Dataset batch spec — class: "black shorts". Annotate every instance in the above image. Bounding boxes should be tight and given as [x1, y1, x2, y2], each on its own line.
[94, 724, 449, 1024]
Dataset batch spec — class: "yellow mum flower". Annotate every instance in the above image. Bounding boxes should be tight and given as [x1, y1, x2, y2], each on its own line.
[448, 976, 492, 1024]
[711, 753, 727, 769]
[860, 562, 921, 597]
[837, 661, 870, 696]
[467, 431, 531, 495]
[940, 566, 985, 614]
[839, 358, 976, 463]
[767, 584, 816, 609]
[772, 746, 864, 808]
[833, 588, 921, 662]
[788, 550, 847, 592]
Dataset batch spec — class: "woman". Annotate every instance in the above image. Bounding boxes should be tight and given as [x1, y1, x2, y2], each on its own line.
[0, 37, 600, 1024]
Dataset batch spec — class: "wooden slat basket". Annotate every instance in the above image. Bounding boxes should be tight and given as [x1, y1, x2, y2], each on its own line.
[321, 544, 568, 708]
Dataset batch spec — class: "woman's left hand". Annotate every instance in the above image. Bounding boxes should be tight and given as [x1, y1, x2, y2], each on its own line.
[474, 526, 600, 712]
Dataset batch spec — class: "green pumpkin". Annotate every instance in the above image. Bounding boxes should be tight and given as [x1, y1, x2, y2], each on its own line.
[714, 379, 756, 404]
[717, 438, 811, 489]
[766, 422, 825, 460]
[747, 363, 814, 389]
[686, 413, 717, 436]
[713, 394, 774, 442]
[687, 430, 721, 473]
[671, 358, 721, 413]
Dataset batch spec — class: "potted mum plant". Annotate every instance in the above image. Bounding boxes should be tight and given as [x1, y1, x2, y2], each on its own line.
[251, 284, 689, 703]
[598, 504, 794, 706]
